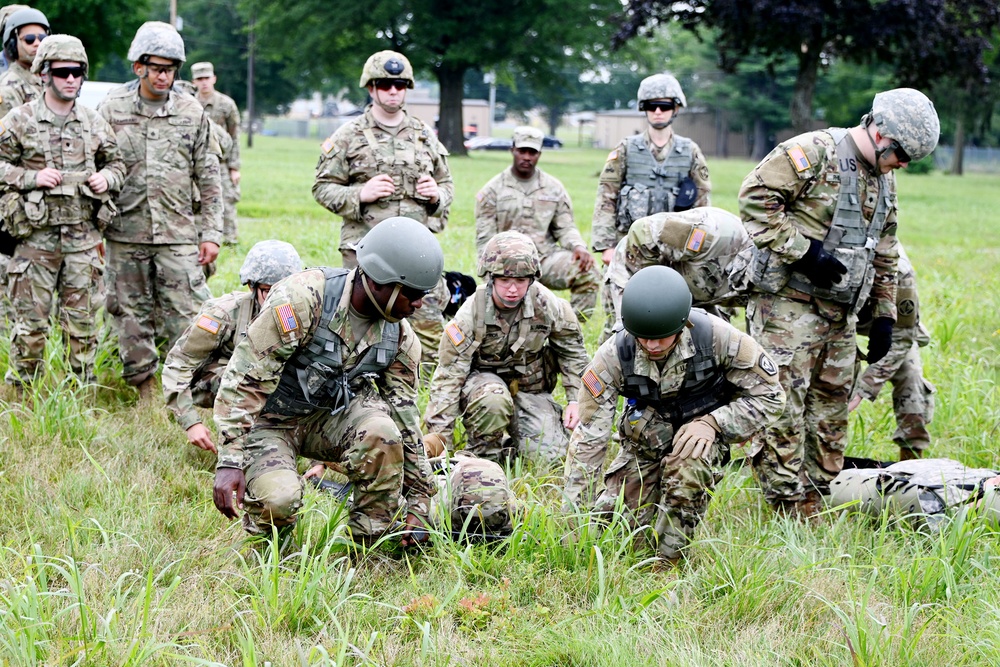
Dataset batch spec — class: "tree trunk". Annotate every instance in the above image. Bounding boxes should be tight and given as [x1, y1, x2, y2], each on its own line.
[751, 117, 770, 161]
[547, 106, 561, 137]
[790, 44, 821, 134]
[950, 116, 965, 175]
[436, 63, 468, 157]
[715, 108, 728, 158]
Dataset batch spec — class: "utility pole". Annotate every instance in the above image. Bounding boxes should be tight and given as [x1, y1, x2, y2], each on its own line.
[246, 8, 255, 148]
[170, 0, 177, 28]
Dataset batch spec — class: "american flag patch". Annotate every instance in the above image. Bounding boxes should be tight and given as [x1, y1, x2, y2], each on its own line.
[321, 137, 335, 154]
[275, 303, 299, 333]
[196, 315, 221, 334]
[607, 149, 618, 161]
[686, 228, 707, 252]
[582, 369, 605, 398]
[786, 145, 811, 172]
[445, 322, 465, 346]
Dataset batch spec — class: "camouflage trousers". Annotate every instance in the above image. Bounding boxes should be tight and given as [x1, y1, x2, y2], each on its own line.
[854, 338, 934, 451]
[460, 371, 568, 466]
[598, 280, 618, 345]
[747, 293, 855, 502]
[105, 241, 211, 385]
[5, 244, 103, 383]
[409, 275, 449, 369]
[189, 358, 227, 409]
[242, 389, 409, 538]
[222, 175, 240, 244]
[539, 250, 601, 322]
[0, 253, 12, 334]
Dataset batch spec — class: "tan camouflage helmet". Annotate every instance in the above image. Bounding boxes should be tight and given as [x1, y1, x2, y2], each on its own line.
[127, 21, 186, 64]
[477, 230, 541, 278]
[240, 240, 303, 286]
[31, 34, 87, 75]
[637, 72, 686, 108]
[868, 88, 940, 163]
[450, 454, 517, 533]
[359, 50, 414, 88]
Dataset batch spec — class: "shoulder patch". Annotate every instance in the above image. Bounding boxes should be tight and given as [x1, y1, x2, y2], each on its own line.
[785, 145, 811, 172]
[196, 315, 221, 335]
[445, 322, 465, 346]
[607, 149, 618, 161]
[686, 228, 707, 252]
[582, 368, 605, 398]
[321, 136, 335, 154]
[275, 303, 300, 334]
[758, 352, 778, 376]
[898, 299, 916, 317]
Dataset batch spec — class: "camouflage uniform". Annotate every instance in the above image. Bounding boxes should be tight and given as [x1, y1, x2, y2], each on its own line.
[214, 268, 436, 537]
[423, 280, 590, 466]
[196, 88, 240, 244]
[563, 312, 785, 558]
[590, 128, 711, 254]
[0, 60, 39, 117]
[98, 80, 223, 385]
[853, 246, 934, 453]
[162, 289, 256, 430]
[475, 164, 600, 321]
[409, 273, 449, 368]
[429, 451, 517, 534]
[0, 56, 124, 383]
[600, 207, 750, 342]
[738, 129, 900, 504]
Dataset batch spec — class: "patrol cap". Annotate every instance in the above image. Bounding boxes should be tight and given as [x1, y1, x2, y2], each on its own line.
[512, 126, 544, 151]
[621, 265, 692, 338]
[190, 61, 214, 79]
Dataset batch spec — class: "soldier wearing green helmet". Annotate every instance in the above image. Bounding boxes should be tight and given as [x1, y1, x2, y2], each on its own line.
[563, 265, 785, 564]
[213, 218, 444, 548]
[423, 230, 590, 466]
[0, 6, 48, 117]
[737, 87, 940, 519]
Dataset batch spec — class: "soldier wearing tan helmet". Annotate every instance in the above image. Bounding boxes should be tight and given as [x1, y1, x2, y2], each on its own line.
[423, 231, 590, 467]
[0, 35, 124, 389]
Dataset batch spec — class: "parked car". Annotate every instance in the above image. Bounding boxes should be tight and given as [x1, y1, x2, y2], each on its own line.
[542, 135, 563, 149]
[466, 136, 513, 151]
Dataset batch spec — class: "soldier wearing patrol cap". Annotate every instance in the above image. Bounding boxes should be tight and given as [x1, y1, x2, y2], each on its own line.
[423, 230, 590, 466]
[212, 218, 443, 547]
[738, 88, 940, 518]
[0, 6, 48, 116]
[162, 240, 302, 452]
[0, 34, 124, 387]
[98, 21, 223, 401]
[191, 61, 241, 245]
[563, 265, 785, 564]
[591, 72, 711, 268]
[475, 125, 600, 323]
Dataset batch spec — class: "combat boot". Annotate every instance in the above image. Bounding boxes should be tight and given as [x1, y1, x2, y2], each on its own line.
[899, 447, 922, 461]
[137, 375, 158, 402]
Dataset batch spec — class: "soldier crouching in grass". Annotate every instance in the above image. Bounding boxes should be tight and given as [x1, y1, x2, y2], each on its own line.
[563, 266, 785, 565]
[212, 218, 442, 548]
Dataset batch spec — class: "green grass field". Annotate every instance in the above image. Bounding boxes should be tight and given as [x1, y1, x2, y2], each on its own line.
[2, 136, 1000, 665]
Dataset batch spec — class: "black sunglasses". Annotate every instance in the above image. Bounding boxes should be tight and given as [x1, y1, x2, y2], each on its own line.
[399, 285, 429, 301]
[49, 66, 85, 80]
[374, 79, 409, 92]
[888, 140, 911, 163]
[20, 33, 46, 45]
[641, 100, 676, 112]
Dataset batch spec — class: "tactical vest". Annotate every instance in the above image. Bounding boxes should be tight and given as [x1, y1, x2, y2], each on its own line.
[616, 309, 736, 428]
[469, 287, 551, 394]
[615, 134, 694, 231]
[361, 116, 434, 206]
[750, 129, 891, 309]
[27, 107, 102, 228]
[262, 268, 400, 417]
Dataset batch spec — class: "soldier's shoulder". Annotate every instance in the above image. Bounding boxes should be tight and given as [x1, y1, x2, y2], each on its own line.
[778, 129, 837, 164]
[479, 170, 506, 195]
[202, 289, 247, 316]
[535, 167, 569, 194]
[102, 82, 138, 102]
[530, 282, 575, 322]
[171, 92, 210, 118]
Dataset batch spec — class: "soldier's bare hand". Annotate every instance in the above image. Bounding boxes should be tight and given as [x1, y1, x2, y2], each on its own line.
[303, 462, 325, 480]
[229, 168, 241, 186]
[35, 168, 62, 189]
[399, 512, 430, 547]
[573, 246, 595, 271]
[213, 467, 246, 520]
[848, 395, 862, 412]
[415, 175, 440, 204]
[563, 401, 580, 430]
[359, 174, 396, 203]
[96, 241, 105, 262]
[199, 241, 220, 265]
[186, 423, 217, 453]
[601, 248, 615, 266]
[87, 172, 109, 194]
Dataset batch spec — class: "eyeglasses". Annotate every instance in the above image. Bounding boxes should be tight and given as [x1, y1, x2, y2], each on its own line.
[49, 66, 85, 80]
[20, 33, 46, 45]
[888, 140, 911, 163]
[640, 100, 676, 112]
[373, 79, 409, 92]
[145, 63, 178, 77]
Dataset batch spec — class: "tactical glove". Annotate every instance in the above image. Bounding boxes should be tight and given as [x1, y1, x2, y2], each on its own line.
[866, 317, 894, 364]
[671, 418, 718, 460]
[791, 239, 848, 289]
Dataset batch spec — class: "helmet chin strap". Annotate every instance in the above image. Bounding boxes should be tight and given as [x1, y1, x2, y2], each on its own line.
[362, 276, 403, 323]
[372, 89, 403, 115]
[864, 120, 892, 167]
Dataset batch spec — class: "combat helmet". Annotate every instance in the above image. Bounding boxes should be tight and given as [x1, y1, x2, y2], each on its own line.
[356, 216, 443, 291]
[450, 454, 517, 534]
[127, 21, 185, 64]
[621, 265, 692, 338]
[239, 240, 303, 286]
[31, 34, 87, 75]
[2, 6, 47, 63]
[359, 50, 414, 88]
[637, 72, 686, 109]
[477, 230, 541, 278]
[867, 88, 940, 163]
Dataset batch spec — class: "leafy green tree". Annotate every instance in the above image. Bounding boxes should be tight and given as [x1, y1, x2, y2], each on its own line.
[42, 0, 151, 72]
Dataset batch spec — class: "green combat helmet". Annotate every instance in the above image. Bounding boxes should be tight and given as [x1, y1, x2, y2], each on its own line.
[356, 216, 443, 290]
[3, 6, 47, 63]
[621, 265, 692, 338]
[477, 230, 541, 278]
[239, 240, 303, 287]
[127, 21, 185, 64]
[31, 34, 87, 75]
[868, 88, 940, 163]
[359, 50, 414, 89]
[637, 72, 686, 108]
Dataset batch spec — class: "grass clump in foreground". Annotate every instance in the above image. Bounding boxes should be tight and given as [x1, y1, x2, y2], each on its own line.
[0, 136, 999, 665]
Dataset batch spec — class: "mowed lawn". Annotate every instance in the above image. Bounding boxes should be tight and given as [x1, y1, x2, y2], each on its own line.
[1, 135, 999, 666]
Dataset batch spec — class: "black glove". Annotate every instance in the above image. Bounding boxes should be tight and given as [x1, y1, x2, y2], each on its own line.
[790, 239, 848, 289]
[866, 317, 894, 364]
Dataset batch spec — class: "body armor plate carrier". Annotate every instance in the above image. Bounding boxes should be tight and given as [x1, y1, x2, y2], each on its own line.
[615, 134, 695, 232]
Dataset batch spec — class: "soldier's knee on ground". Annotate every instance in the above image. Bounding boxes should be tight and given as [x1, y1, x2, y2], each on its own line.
[245, 469, 304, 529]
[464, 381, 514, 436]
